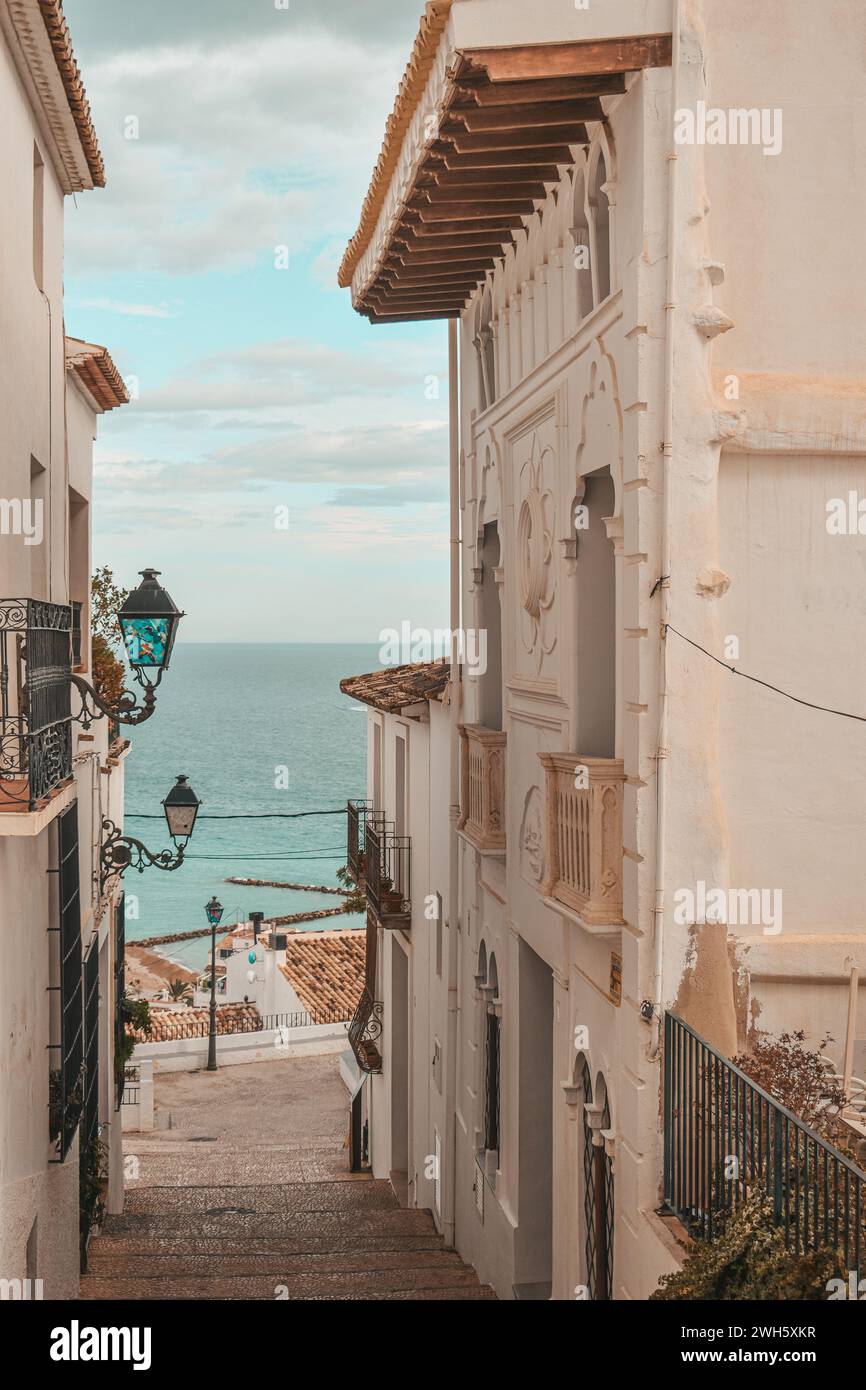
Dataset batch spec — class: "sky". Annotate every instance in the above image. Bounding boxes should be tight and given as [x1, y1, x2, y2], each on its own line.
[63, 0, 450, 643]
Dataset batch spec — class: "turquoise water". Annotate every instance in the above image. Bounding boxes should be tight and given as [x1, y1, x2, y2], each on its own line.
[122, 643, 377, 970]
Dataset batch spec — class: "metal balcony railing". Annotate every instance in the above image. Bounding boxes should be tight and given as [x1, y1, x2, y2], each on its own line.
[365, 816, 410, 927]
[0, 598, 73, 811]
[348, 906, 383, 1074]
[664, 1012, 866, 1280]
[347, 797, 372, 884]
[458, 724, 506, 852]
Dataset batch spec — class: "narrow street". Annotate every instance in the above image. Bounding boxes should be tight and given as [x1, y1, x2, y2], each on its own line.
[81, 1056, 494, 1301]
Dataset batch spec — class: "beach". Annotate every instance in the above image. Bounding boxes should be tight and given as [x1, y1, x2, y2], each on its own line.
[125, 944, 198, 998]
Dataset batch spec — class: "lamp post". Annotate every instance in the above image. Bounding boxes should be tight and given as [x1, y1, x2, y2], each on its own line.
[204, 896, 224, 1072]
[71, 568, 185, 728]
[100, 775, 202, 894]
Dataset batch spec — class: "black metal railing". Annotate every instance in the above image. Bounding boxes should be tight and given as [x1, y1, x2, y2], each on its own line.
[49, 803, 83, 1162]
[114, 895, 126, 1108]
[0, 598, 73, 809]
[664, 1012, 866, 1279]
[348, 907, 383, 1073]
[349, 987, 384, 1074]
[347, 798, 371, 883]
[365, 817, 410, 925]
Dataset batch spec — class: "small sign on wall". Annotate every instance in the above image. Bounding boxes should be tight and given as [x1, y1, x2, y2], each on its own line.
[609, 952, 622, 1007]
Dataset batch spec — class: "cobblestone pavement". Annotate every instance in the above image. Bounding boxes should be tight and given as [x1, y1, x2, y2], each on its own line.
[81, 1054, 494, 1301]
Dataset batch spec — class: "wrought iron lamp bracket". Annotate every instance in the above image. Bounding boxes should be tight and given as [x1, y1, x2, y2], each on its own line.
[100, 817, 185, 893]
[70, 670, 164, 731]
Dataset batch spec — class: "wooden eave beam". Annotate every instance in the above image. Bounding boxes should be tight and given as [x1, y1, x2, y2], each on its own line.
[449, 98, 604, 130]
[420, 181, 549, 203]
[418, 200, 537, 221]
[382, 271, 486, 289]
[461, 34, 673, 82]
[406, 215, 526, 236]
[455, 73, 627, 105]
[366, 310, 460, 323]
[420, 165, 561, 187]
[393, 232, 508, 252]
[447, 126, 588, 152]
[440, 146, 575, 169]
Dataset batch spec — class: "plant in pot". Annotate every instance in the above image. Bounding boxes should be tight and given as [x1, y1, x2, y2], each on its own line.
[379, 873, 404, 915]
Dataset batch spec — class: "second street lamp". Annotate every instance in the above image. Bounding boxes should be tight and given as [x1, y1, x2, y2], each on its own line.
[204, 896, 224, 1072]
[100, 775, 201, 893]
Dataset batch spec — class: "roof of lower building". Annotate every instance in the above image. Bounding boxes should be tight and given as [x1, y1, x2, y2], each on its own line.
[340, 659, 450, 713]
[134, 1002, 261, 1043]
[279, 928, 366, 1021]
[65, 337, 129, 411]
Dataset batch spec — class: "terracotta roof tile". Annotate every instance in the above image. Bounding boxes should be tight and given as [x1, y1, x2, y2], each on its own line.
[279, 928, 366, 1020]
[340, 659, 450, 713]
[37, 0, 104, 186]
[65, 336, 129, 411]
[134, 1002, 261, 1043]
[337, 1, 453, 288]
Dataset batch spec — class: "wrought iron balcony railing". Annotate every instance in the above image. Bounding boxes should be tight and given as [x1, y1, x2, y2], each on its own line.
[1, 598, 74, 811]
[347, 797, 372, 884]
[348, 906, 383, 1073]
[458, 723, 506, 853]
[365, 815, 410, 927]
[538, 752, 625, 928]
[664, 1012, 866, 1280]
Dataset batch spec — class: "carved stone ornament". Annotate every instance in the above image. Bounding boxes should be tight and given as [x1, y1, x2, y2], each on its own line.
[517, 440, 557, 670]
[520, 785, 545, 884]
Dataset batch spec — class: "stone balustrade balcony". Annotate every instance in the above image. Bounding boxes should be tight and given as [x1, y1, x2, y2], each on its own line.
[538, 752, 625, 929]
[458, 724, 506, 854]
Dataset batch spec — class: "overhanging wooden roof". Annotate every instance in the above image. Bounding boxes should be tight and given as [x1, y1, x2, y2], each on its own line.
[342, 33, 672, 324]
[65, 337, 129, 412]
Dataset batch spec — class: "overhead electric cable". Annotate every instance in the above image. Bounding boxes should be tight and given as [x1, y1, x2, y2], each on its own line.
[125, 808, 347, 820]
[665, 624, 866, 725]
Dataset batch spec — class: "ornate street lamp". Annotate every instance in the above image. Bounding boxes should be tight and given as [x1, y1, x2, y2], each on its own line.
[72, 568, 185, 728]
[204, 896, 224, 1072]
[100, 775, 201, 893]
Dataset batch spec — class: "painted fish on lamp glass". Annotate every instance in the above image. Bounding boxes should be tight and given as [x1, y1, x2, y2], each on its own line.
[121, 618, 170, 667]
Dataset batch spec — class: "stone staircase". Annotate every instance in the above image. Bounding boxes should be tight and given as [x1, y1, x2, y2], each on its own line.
[81, 1136, 495, 1301]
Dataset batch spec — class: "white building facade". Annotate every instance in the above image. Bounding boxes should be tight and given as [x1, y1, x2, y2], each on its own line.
[0, 0, 130, 1297]
[341, 1, 866, 1300]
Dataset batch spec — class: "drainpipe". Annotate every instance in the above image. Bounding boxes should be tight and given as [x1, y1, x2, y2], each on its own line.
[648, 0, 682, 1061]
[444, 316, 461, 1245]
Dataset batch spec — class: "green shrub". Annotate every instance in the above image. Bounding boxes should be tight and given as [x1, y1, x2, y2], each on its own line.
[652, 1191, 843, 1301]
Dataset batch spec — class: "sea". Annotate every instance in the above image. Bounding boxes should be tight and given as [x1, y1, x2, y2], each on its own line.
[122, 643, 378, 971]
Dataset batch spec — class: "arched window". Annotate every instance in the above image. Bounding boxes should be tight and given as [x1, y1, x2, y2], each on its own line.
[482, 951, 501, 1156]
[475, 940, 488, 988]
[590, 151, 611, 304]
[571, 169, 592, 323]
[479, 289, 496, 408]
[473, 300, 487, 411]
[580, 1063, 614, 1300]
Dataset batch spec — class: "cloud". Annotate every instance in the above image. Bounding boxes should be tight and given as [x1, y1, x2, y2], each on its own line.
[64, 0, 419, 56]
[68, 297, 176, 318]
[62, 17, 420, 275]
